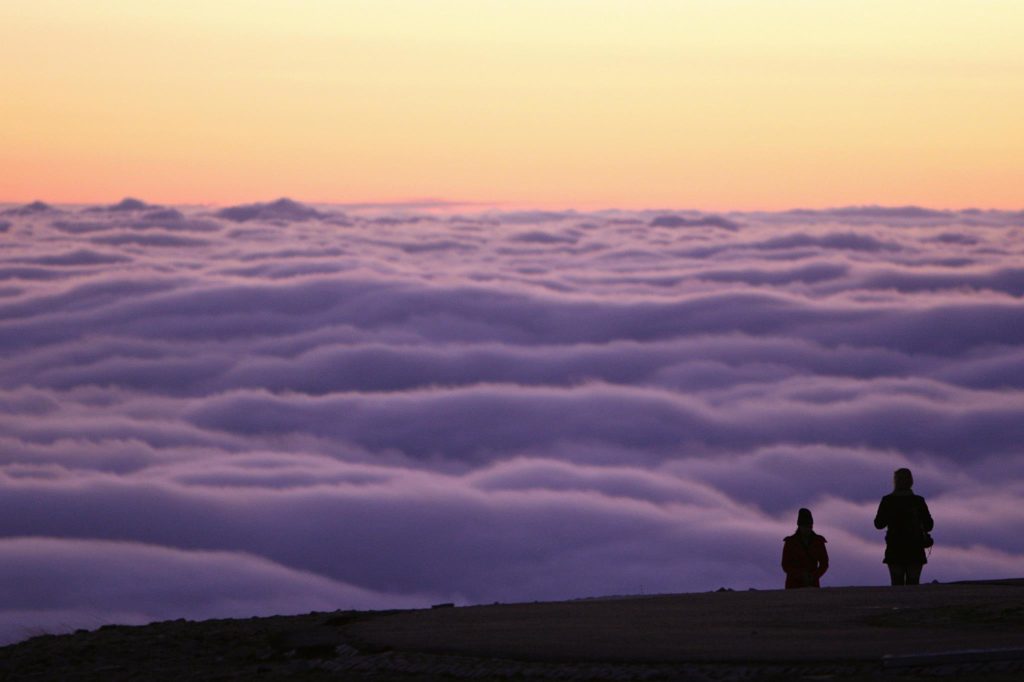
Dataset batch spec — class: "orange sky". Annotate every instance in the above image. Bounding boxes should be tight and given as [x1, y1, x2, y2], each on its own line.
[2, 1, 1022, 210]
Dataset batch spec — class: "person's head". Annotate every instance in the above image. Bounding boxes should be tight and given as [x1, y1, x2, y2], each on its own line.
[797, 507, 814, 528]
[893, 468, 914, 491]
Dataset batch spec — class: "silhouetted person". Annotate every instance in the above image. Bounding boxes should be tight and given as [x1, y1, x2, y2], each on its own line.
[782, 508, 829, 589]
[874, 468, 933, 585]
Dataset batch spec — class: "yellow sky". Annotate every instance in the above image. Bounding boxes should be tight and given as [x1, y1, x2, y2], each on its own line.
[2, 0, 1022, 209]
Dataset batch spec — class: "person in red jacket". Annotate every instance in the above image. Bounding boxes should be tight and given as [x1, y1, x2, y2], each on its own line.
[782, 508, 829, 589]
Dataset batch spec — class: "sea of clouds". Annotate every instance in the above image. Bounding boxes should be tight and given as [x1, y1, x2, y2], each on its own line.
[1, 198, 1022, 643]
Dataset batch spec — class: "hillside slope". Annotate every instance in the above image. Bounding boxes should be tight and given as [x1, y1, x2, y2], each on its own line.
[1, 581, 1022, 680]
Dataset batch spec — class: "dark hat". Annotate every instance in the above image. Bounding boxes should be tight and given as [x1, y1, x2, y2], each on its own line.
[797, 508, 814, 527]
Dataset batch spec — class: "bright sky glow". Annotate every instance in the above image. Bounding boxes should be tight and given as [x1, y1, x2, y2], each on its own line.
[2, 0, 1022, 208]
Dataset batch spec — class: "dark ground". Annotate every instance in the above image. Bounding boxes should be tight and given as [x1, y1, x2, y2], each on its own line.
[1, 580, 1022, 680]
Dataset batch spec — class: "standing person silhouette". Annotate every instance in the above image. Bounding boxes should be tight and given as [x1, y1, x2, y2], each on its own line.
[781, 508, 829, 589]
[874, 468, 933, 585]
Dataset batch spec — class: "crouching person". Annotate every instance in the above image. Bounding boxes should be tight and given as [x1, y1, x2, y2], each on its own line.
[782, 508, 829, 589]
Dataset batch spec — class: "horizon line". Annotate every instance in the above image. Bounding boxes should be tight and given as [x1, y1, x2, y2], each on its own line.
[2, 196, 1022, 215]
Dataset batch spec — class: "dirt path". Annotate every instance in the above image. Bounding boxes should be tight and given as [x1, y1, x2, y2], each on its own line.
[1, 581, 1022, 680]
[348, 582, 1024, 663]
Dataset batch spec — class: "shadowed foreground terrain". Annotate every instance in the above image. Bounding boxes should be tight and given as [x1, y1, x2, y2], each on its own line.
[1, 581, 1022, 681]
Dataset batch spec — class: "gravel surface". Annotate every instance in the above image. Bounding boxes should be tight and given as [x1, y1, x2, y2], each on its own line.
[1, 581, 1022, 680]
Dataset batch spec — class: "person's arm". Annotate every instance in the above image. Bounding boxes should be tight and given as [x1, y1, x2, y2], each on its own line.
[814, 540, 829, 579]
[919, 497, 934, 532]
[873, 497, 888, 530]
[781, 541, 798, 575]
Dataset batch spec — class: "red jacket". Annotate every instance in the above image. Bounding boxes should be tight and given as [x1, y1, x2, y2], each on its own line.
[782, 532, 829, 589]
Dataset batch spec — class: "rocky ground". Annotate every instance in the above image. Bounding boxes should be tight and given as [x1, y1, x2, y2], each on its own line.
[1, 580, 1022, 681]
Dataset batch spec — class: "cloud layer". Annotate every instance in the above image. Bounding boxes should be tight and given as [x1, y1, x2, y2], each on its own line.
[1, 198, 1023, 642]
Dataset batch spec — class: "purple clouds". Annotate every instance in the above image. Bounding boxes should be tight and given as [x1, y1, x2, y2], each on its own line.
[0, 199, 1023, 643]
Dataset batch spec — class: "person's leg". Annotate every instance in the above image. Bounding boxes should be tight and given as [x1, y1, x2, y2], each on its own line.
[888, 565, 906, 585]
[906, 564, 922, 585]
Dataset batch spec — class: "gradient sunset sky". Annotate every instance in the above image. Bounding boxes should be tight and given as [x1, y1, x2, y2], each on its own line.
[3, 0, 1022, 209]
